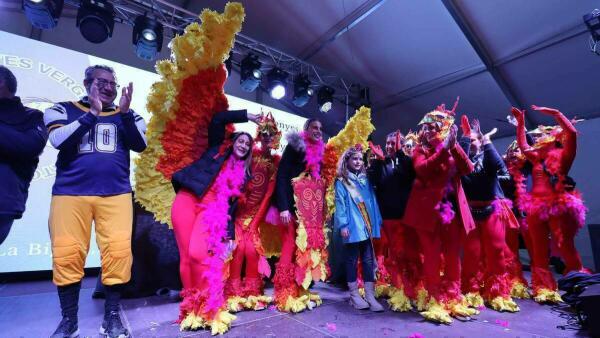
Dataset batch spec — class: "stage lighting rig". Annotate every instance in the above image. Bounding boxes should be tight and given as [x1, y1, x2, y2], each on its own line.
[584, 9, 600, 55]
[22, 0, 63, 29]
[76, 0, 115, 44]
[317, 86, 335, 113]
[132, 16, 163, 61]
[240, 53, 262, 92]
[292, 74, 314, 107]
[267, 67, 288, 100]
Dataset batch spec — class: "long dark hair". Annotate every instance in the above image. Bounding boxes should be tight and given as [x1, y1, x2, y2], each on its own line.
[228, 131, 254, 178]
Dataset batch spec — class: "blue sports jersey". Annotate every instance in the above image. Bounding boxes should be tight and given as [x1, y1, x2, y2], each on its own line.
[44, 100, 146, 196]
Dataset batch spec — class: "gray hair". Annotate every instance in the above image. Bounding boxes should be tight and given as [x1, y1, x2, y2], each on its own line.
[0, 66, 17, 95]
[84, 65, 116, 81]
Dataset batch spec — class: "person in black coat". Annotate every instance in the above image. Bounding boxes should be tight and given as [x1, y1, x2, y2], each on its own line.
[0, 66, 47, 245]
[170, 109, 258, 330]
[366, 131, 418, 303]
[271, 118, 325, 312]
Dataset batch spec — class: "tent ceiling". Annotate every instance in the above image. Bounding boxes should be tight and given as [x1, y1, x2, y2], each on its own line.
[3, 0, 599, 140]
[179, 0, 599, 139]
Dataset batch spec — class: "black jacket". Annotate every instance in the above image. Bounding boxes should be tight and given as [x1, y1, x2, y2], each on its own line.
[171, 110, 248, 239]
[367, 151, 415, 220]
[273, 134, 309, 214]
[0, 97, 48, 218]
[459, 137, 507, 201]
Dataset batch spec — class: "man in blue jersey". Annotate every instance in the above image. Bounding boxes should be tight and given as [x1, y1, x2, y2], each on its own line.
[44, 65, 146, 338]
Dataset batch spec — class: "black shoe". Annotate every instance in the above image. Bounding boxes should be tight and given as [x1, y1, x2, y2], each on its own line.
[99, 311, 130, 338]
[50, 317, 79, 338]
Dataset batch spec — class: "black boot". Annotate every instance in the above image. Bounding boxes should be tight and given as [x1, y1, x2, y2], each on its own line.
[50, 282, 81, 338]
[100, 284, 129, 338]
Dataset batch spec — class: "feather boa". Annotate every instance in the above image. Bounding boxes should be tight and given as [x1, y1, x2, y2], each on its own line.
[198, 157, 245, 318]
[435, 199, 455, 225]
[525, 192, 587, 231]
[301, 132, 324, 179]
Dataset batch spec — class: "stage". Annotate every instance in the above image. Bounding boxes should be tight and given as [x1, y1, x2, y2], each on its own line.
[0, 275, 588, 338]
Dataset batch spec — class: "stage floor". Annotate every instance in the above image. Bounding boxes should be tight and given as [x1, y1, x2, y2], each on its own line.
[0, 276, 589, 338]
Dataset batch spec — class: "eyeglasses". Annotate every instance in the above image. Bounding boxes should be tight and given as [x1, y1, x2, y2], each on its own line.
[92, 78, 120, 89]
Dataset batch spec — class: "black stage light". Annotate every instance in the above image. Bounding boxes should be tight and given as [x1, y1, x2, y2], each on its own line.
[267, 67, 288, 100]
[22, 0, 63, 29]
[76, 0, 115, 44]
[292, 74, 314, 107]
[240, 53, 262, 92]
[584, 9, 600, 55]
[132, 16, 163, 61]
[317, 86, 335, 113]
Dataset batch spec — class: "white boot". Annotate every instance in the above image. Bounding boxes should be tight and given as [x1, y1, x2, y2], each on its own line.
[364, 282, 385, 312]
[347, 282, 369, 310]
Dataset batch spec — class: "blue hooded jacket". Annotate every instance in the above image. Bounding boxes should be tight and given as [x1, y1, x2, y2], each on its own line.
[333, 172, 382, 244]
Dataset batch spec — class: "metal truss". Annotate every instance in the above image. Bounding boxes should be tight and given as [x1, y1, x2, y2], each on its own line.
[57, 0, 362, 101]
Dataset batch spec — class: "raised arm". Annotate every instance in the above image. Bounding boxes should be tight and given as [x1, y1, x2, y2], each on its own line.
[511, 107, 537, 162]
[207, 110, 250, 147]
[531, 105, 577, 172]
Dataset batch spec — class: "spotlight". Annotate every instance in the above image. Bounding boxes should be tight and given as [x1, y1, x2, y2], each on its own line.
[317, 86, 335, 113]
[22, 0, 63, 29]
[76, 0, 115, 44]
[267, 67, 288, 100]
[240, 53, 262, 92]
[132, 16, 163, 61]
[584, 9, 600, 55]
[292, 74, 314, 107]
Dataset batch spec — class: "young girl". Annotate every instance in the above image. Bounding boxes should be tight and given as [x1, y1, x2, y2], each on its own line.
[334, 145, 384, 311]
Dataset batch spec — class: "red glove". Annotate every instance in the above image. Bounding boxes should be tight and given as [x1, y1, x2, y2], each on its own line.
[460, 115, 471, 136]
[511, 107, 525, 126]
[369, 141, 385, 160]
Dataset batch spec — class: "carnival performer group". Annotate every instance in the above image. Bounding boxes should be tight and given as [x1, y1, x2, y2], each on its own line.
[0, 3, 587, 338]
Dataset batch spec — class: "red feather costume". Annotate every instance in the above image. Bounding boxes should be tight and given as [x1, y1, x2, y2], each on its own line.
[403, 100, 479, 323]
[512, 106, 588, 303]
[226, 113, 281, 312]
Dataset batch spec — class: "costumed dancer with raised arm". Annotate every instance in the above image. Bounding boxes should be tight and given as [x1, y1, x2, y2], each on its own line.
[402, 99, 479, 324]
[458, 117, 520, 312]
[133, 4, 246, 334]
[511, 105, 588, 304]
[226, 113, 281, 312]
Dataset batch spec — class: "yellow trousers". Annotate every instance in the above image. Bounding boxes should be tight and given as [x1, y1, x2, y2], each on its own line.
[49, 193, 132, 286]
